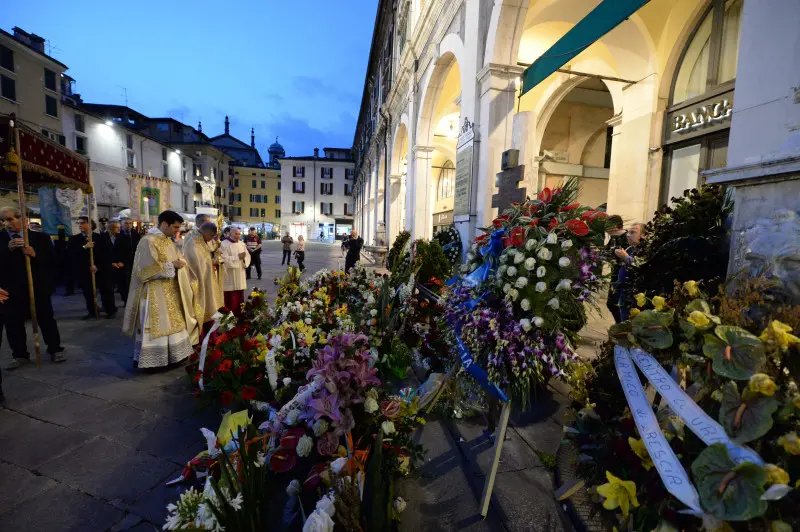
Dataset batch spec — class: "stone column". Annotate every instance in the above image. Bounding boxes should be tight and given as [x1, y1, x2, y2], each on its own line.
[410, 145, 434, 240]
[389, 173, 403, 244]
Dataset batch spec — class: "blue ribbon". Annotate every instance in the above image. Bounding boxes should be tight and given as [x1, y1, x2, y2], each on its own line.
[447, 228, 509, 402]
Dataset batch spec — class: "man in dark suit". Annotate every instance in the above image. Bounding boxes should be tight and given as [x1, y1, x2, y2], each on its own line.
[104, 220, 132, 305]
[0, 207, 65, 369]
[69, 216, 117, 319]
[121, 217, 141, 290]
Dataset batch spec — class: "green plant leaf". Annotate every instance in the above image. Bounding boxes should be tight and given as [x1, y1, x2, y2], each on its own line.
[702, 326, 765, 380]
[719, 381, 779, 443]
[608, 321, 633, 347]
[691, 443, 768, 521]
[632, 310, 674, 349]
[685, 299, 712, 315]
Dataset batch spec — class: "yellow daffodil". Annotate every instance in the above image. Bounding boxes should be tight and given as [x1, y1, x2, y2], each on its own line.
[628, 438, 654, 471]
[317, 331, 328, 345]
[634, 293, 647, 308]
[629, 308, 641, 318]
[777, 432, 800, 455]
[596, 471, 639, 517]
[760, 320, 800, 350]
[293, 320, 317, 345]
[652, 296, 666, 311]
[683, 280, 700, 297]
[764, 464, 790, 485]
[748, 373, 777, 396]
[687, 310, 710, 328]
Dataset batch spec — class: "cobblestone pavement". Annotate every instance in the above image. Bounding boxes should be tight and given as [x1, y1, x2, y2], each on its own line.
[0, 240, 611, 531]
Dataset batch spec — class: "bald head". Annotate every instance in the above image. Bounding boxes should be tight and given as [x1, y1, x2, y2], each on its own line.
[199, 222, 218, 242]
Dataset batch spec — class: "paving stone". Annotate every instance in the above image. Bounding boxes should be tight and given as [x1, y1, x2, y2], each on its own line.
[0, 461, 57, 514]
[108, 511, 145, 531]
[38, 436, 176, 504]
[0, 409, 93, 469]
[0, 483, 125, 532]
[21, 390, 112, 427]
[68, 402, 153, 436]
[0, 374, 65, 409]
[127, 466, 189, 526]
[488, 468, 571, 531]
[60, 373, 132, 396]
[110, 415, 203, 465]
[448, 418, 543, 475]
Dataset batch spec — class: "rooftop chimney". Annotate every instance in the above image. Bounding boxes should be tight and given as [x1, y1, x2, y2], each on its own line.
[224, 116, 230, 135]
[198, 121, 203, 132]
[12, 27, 46, 54]
[313, 148, 319, 158]
[251, 128, 255, 148]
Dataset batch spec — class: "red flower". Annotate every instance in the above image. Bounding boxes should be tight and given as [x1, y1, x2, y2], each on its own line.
[280, 427, 306, 448]
[581, 210, 599, 221]
[241, 339, 256, 352]
[538, 188, 552, 203]
[474, 233, 488, 244]
[218, 306, 231, 314]
[269, 448, 298, 473]
[189, 352, 199, 362]
[565, 219, 590, 236]
[559, 203, 580, 212]
[229, 326, 244, 338]
[492, 214, 510, 228]
[241, 386, 257, 401]
[192, 371, 202, 384]
[509, 226, 525, 247]
[304, 463, 326, 492]
[528, 219, 539, 227]
[215, 333, 230, 345]
[234, 364, 248, 376]
[208, 349, 223, 362]
[220, 391, 234, 405]
[548, 217, 559, 231]
[527, 204, 540, 216]
[218, 360, 233, 373]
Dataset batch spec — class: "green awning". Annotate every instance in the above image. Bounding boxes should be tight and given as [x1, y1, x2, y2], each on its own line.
[520, 0, 650, 96]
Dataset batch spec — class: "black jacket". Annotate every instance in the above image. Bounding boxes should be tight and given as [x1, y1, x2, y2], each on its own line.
[105, 232, 133, 266]
[123, 230, 141, 257]
[343, 236, 364, 261]
[68, 232, 112, 279]
[0, 229, 57, 305]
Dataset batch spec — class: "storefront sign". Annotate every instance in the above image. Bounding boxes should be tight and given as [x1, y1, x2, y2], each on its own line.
[455, 118, 475, 217]
[665, 90, 734, 143]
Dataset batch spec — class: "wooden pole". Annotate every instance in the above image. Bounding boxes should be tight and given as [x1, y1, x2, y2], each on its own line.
[479, 400, 511, 517]
[87, 194, 99, 317]
[11, 118, 41, 367]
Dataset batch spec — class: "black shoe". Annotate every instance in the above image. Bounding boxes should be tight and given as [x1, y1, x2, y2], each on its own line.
[50, 352, 67, 363]
[51, 346, 65, 354]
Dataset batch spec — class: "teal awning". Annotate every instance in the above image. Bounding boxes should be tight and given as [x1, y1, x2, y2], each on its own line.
[520, 0, 650, 96]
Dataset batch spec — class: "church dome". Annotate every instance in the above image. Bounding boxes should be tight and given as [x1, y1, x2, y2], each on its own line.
[268, 137, 285, 156]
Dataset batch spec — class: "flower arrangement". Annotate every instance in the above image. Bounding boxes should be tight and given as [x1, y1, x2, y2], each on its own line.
[446, 178, 609, 406]
[567, 280, 800, 531]
[434, 225, 463, 267]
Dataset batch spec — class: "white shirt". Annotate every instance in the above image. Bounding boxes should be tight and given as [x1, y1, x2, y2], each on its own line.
[221, 239, 251, 291]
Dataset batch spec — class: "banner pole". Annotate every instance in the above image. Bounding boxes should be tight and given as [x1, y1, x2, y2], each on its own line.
[87, 194, 99, 317]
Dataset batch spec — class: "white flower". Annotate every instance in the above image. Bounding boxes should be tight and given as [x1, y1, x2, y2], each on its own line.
[330, 456, 348, 475]
[548, 297, 560, 310]
[515, 277, 528, 288]
[534, 316, 545, 327]
[561, 240, 573, 250]
[285, 410, 299, 426]
[304, 318, 312, 325]
[520, 318, 532, 331]
[536, 266, 547, 278]
[394, 497, 408, 514]
[535, 281, 547, 292]
[297, 435, 314, 458]
[366, 295, 375, 305]
[509, 289, 520, 301]
[229, 493, 243, 511]
[525, 239, 536, 251]
[499, 253, 508, 264]
[507, 266, 518, 277]
[503, 283, 511, 294]
[269, 335, 282, 347]
[303, 509, 335, 532]
[507, 248, 516, 257]
[514, 252, 525, 264]
[558, 257, 571, 268]
[497, 265, 507, 276]
[467, 252, 475, 262]
[255, 451, 266, 467]
[364, 396, 379, 414]
[556, 279, 572, 291]
[381, 420, 396, 435]
[537, 247, 552, 261]
[312, 418, 329, 436]
[546, 232, 558, 244]
[370, 309, 377, 317]
[317, 492, 336, 517]
[524, 257, 537, 270]
[520, 299, 531, 312]
[283, 377, 292, 387]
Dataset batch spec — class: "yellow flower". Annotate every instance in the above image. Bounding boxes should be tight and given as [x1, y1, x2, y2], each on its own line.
[596, 471, 640, 517]
[760, 320, 800, 350]
[652, 296, 666, 311]
[293, 320, 317, 345]
[683, 280, 700, 297]
[793, 395, 800, 409]
[629, 308, 641, 318]
[777, 432, 800, 455]
[764, 464, 790, 485]
[748, 373, 777, 396]
[334, 304, 349, 318]
[634, 293, 647, 308]
[771, 521, 793, 532]
[335, 445, 348, 458]
[687, 310, 710, 328]
[628, 438, 654, 471]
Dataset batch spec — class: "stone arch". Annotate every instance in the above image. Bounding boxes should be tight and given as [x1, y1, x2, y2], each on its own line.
[483, 0, 529, 67]
[416, 50, 461, 147]
[391, 121, 409, 175]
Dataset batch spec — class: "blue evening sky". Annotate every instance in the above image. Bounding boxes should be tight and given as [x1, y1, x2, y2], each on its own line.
[5, 0, 376, 157]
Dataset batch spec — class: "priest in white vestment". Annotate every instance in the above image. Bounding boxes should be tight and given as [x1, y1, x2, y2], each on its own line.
[221, 227, 250, 315]
[183, 221, 224, 339]
[122, 211, 200, 369]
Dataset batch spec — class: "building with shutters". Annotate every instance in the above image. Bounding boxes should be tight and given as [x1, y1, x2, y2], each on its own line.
[279, 147, 355, 241]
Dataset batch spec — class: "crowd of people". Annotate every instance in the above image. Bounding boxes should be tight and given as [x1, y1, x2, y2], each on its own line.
[0, 207, 365, 402]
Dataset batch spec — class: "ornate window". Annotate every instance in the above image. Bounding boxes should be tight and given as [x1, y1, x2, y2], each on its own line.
[436, 160, 455, 200]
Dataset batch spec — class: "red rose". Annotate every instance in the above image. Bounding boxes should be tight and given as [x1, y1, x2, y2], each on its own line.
[538, 188, 552, 203]
[559, 203, 580, 212]
[189, 352, 199, 362]
[220, 391, 234, 405]
[208, 349, 223, 362]
[234, 364, 248, 376]
[230, 326, 244, 338]
[218, 306, 231, 314]
[218, 360, 233, 373]
[509, 226, 525, 247]
[241, 386, 257, 401]
[548, 217, 559, 231]
[241, 339, 256, 352]
[528, 219, 539, 227]
[565, 219, 590, 236]
[269, 448, 298, 473]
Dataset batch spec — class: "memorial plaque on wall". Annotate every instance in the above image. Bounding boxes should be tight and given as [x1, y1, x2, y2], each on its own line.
[454, 118, 475, 217]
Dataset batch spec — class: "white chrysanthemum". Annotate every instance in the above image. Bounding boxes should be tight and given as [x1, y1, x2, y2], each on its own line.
[520, 318, 532, 331]
[370, 309, 377, 316]
[467, 252, 475, 262]
[509, 288, 520, 301]
[304, 317, 312, 324]
[316, 491, 336, 517]
[537, 266, 547, 278]
[297, 435, 314, 458]
[546, 232, 558, 244]
[537, 247, 552, 261]
[561, 240, 573, 250]
[330, 457, 348, 474]
[548, 298, 560, 309]
[515, 277, 528, 288]
[556, 279, 572, 291]
[524, 257, 537, 270]
[508, 248, 516, 256]
[525, 238, 536, 251]
[283, 377, 292, 387]
[500, 253, 508, 264]
[507, 266, 518, 277]
[364, 396, 379, 414]
[497, 265, 508, 276]
[503, 283, 511, 294]
[381, 420, 396, 435]
[520, 299, 531, 311]
[558, 257, 571, 268]
[535, 281, 547, 292]
[534, 316, 545, 327]
[514, 252, 525, 264]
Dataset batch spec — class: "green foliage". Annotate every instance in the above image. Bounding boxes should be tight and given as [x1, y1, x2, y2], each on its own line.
[631, 309, 674, 349]
[719, 381, 779, 443]
[703, 326, 765, 380]
[387, 230, 411, 270]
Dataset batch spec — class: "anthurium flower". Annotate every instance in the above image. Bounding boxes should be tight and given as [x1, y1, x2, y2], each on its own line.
[764, 464, 790, 485]
[652, 296, 666, 311]
[687, 310, 710, 328]
[748, 373, 777, 396]
[634, 293, 647, 307]
[760, 320, 800, 350]
[565, 219, 589, 236]
[683, 280, 700, 297]
[627, 438, 654, 471]
[777, 432, 800, 455]
[596, 471, 640, 517]
[538, 187, 552, 203]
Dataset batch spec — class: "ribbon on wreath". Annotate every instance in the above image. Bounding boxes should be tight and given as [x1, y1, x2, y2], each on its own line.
[197, 311, 224, 391]
[614, 346, 765, 516]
